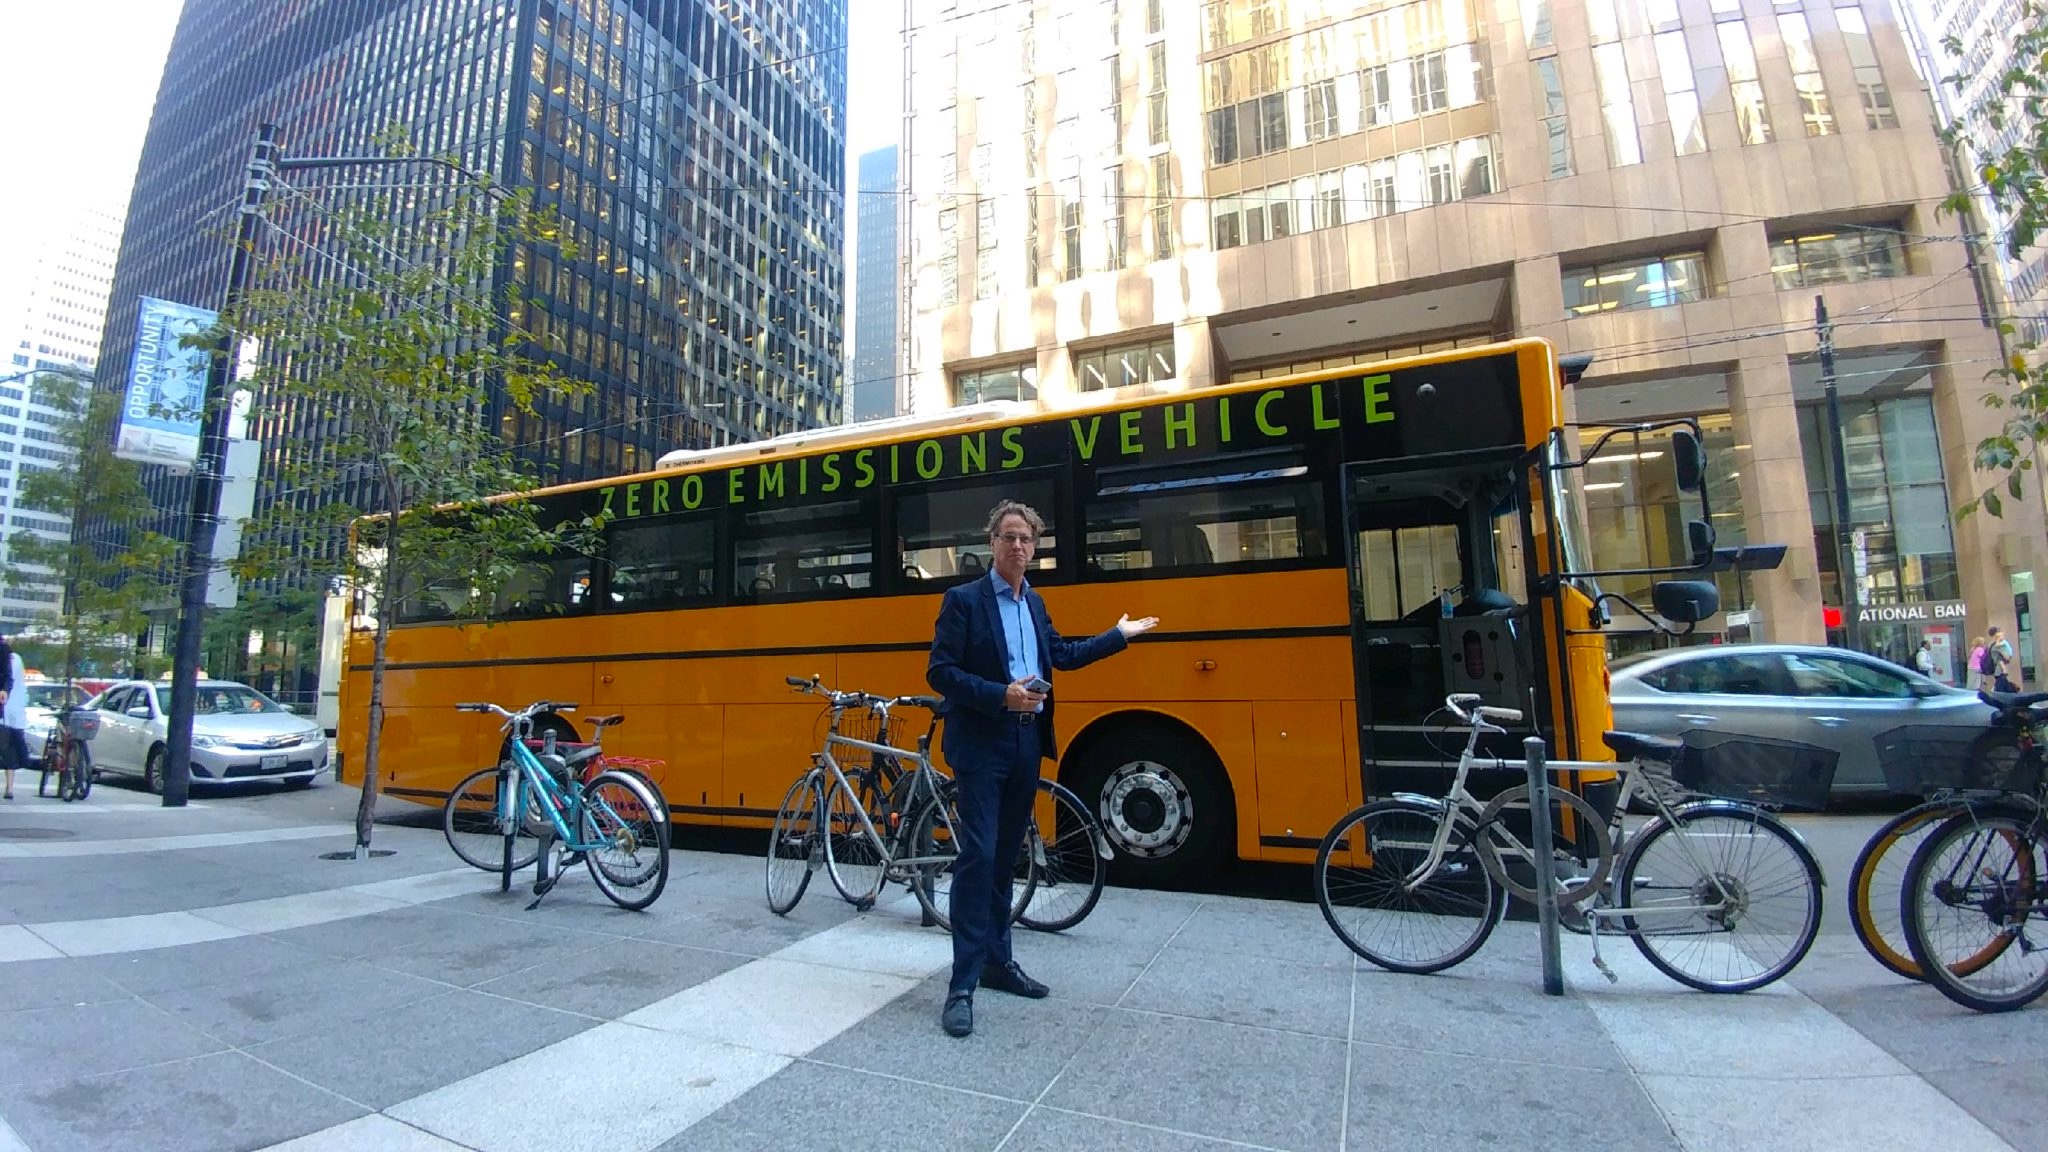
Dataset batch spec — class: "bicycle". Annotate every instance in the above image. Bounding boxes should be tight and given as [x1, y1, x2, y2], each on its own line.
[37, 706, 98, 803]
[1896, 690, 2048, 1012]
[1315, 692, 1824, 993]
[767, 676, 1108, 931]
[1848, 692, 2044, 982]
[451, 700, 671, 911]
[444, 712, 659, 872]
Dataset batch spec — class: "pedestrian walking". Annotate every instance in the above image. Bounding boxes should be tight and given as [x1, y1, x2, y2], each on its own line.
[0, 635, 24, 801]
[1989, 625, 2019, 692]
[1969, 634, 1991, 693]
[1913, 639, 1935, 677]
[924, 499, 1157, 1038]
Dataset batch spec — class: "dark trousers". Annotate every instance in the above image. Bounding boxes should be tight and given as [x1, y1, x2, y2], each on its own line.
[947, 718, 1041, 995]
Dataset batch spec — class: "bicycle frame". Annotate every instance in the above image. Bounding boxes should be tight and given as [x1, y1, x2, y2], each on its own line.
[498, 723, 643, 855]
[815, 726, 956, 874]
[1386, 716, 1550, 894]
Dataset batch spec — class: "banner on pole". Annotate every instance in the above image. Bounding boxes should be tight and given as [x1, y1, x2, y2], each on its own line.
[114, 296, 217, 467]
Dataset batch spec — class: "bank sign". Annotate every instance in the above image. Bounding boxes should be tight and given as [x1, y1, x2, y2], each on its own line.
[1855, 600, 1967, 624]
[114, 296, 217, 467]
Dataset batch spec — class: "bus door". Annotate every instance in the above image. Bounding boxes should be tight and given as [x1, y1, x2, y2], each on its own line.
[1340, 460, 1537, 799]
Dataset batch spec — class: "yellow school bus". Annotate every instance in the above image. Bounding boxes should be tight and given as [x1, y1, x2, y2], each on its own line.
[336, 337, 1719, 886]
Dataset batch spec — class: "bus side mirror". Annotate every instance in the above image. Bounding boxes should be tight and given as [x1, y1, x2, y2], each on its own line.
[1652, 580, 1720, 624]
[1672, 428, 1705, 493]
[1687, 519, 1716, 568]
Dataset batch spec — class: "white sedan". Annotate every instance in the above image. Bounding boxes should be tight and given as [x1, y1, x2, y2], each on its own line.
[86, 680, 328, 792]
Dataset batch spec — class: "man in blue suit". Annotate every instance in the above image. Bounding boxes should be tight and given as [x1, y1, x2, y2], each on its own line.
[927, 499, 1158, 1037]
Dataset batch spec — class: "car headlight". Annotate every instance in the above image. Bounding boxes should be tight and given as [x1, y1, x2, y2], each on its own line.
[191, 734, 222, 749]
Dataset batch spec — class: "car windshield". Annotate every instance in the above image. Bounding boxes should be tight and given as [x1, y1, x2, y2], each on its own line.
[194, 686, 286, 715]
[24, 684, 84, 709]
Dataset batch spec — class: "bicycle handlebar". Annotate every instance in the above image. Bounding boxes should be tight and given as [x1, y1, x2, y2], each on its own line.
[786, 675, 942, 714]
[453, 700, 578, 731]
[1444, 693, 1523, 726]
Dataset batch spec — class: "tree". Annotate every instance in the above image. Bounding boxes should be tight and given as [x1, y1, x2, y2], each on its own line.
[225, 163, 591, 858]
[1939, 0, 2048, 517]
[4, 367, 179, 686]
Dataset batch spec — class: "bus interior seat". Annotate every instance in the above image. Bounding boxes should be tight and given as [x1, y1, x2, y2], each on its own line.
[958, 552, 985, 577]
[751, 575, 775, 593]
[824, 573, 849, 589]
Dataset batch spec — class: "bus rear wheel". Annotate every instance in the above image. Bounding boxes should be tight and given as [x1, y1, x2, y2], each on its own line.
[1070, 727, 1231, 888]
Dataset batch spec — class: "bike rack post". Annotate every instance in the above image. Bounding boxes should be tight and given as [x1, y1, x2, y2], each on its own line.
[1524, 736, 1564, 996]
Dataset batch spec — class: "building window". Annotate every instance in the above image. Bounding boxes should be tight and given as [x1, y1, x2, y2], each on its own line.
[1148, 0, 1165, 35]
[1105, 167, 1128, 269]
[1062, 188, 1084, 280]
[1521, 0, 1553, 47]
[1425, 147, 1456, 205]
[1026, 190, 1042, 286]
[1592, 43, 1642, 166]
[1654, 31, 1707, 155]
[1362, 64, 1392, 127]
[1535, 57, 1571, 178]
[1075, 336, 1176, 391]
[1213, 196, 1244, 249]
[1769, 228, 1906, 289]
[1778, 13, 1834, 136]
[1717, 19, 1773, 145]
[937, 208, 959, 306]
[1147, 42, 1169, 146]
[1106, 56, 1123, 145]
[955, 362, 1039, 405]
[976, 200, 999, 298]
[1836, 7, 1897, 130]
[1800, 391, 1958, 613]
[1304, 78, 1338, 141]
[1208, 107, 1239, 164]
[1410, 52, 1448, 114]
[1151, 155, 1173, 258]
[1563, 252, 1709, 315]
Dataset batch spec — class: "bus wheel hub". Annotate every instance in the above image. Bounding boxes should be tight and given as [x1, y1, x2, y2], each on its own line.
[1102, 762, 1191, 857]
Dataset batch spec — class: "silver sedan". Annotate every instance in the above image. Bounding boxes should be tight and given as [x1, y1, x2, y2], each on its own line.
[1608, 644, 2000, 797]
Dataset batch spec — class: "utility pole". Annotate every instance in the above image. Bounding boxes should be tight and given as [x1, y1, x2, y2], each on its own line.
[161, 124, 277, 806]
[1816, 294, 1860, 654]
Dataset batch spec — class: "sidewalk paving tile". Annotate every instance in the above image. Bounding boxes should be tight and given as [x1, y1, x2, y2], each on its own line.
[1923, 1058, 2048, 1152]
[637, 898, 862, 957]
[469, 935, 751, 1018]
[385, 1021, 788, 1152]
[0, 1050, 364, 1152]
[0, 926, 61, 964]
[1000, 1108, 1268, 1152]
[996, 932, 1153, 1006]
[142, 959, 449, 1047]
[1040, 1007, 1348, 1152]
[244, 989, 595, 1109]
[1158, 896, 1355, 968]
[78, 934, 318, 997]
[656, 1058, 1025, 1152]
[1638, 1071, 2015, 1152]
[807, 973, 1108, 1101]
[1119, 943, 1352, 1038]
[1346, 1045, 1677, 1152]
[1348, 967, 1628, 1070]
[259, 1113, 472, 1151]
[264, 905, 482, 960]
[25, 910, 242, 957]
[0, 958, 127, 1013]
[0, 999, 226, 1084]
[188, 887, 409, 935]
[364, 912, 619, 988]
[1805, 980, 2048, 1073]
[621, 957, 915, 1057]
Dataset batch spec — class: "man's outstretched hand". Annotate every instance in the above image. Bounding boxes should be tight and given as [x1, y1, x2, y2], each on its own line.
[1116, 613, 1160, 638]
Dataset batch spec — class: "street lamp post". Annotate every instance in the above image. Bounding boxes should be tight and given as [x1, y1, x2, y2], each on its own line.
[159, 124, 498, 806]
[1815, 294, 1860, 655]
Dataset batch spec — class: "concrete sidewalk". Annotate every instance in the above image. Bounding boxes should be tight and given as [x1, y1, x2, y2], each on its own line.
[0, 789, 2040, 1152]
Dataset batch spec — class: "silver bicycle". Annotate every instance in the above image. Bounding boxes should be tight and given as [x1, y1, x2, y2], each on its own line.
[1316, 693, 1824, 992]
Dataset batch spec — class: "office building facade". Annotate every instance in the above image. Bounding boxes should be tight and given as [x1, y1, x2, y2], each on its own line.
[902, 0, 2047, 676]
[101, 0, 847, 554]
[850, 145, 902, 421]
[0, 203, 124, 632]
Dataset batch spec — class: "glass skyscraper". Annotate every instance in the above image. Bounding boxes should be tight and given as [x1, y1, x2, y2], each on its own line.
[100, 0, 847, 536]
[850, 145, 900, 421]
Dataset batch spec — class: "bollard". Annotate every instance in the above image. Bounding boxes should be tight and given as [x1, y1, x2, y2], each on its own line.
[1524, 736, 1564, 996]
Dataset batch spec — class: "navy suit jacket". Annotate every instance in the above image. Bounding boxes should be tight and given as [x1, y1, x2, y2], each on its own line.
[927, 575, 1127, 767]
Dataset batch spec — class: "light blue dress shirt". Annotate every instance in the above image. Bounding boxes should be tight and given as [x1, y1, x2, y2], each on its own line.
[990, 569, 1043, 710]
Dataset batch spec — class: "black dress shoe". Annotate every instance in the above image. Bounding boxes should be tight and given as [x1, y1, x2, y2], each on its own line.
[979, 960, 1050, 999]
[942, 993, 974, 1037]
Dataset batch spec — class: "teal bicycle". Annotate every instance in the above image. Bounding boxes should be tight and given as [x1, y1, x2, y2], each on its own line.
[453, 700, 671, 911]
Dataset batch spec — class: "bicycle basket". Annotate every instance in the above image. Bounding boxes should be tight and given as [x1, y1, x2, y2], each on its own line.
[63, 711, 100, 742]
[1670, 735, 1836, 811]
[1874, 723, 2043, 795]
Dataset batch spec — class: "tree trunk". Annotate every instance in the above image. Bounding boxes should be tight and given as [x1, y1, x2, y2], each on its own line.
[354, 524, 400, 857]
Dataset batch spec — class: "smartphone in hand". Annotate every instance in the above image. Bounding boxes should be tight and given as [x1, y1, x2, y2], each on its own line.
[1024, 676, 1052, 695]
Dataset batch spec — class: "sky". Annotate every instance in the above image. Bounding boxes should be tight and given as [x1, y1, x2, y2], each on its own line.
[843, 0, 907, 158]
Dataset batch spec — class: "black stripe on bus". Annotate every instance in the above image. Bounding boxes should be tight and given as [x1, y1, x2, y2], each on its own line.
[384, 783, 775, 822]
[1258, 834, 1324, 850]
[347, 624, 1351, 673]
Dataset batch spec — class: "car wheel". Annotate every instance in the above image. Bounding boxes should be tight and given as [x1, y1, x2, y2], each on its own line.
[144, 746, 166, 795]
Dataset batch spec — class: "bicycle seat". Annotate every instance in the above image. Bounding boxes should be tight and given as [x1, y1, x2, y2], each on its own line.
[588, 715, 625, 729]
[1603, 730, 1686, 764]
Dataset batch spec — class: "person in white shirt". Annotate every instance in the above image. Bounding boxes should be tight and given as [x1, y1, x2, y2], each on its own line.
[0, 640, 25, 801]
[1913, 639, 1935, 677]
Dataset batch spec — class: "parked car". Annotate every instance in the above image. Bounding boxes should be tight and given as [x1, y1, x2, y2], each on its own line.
[20, 680, 93, 770]
[1608, 644, 2001, 796]
[85, 679, 328, 792]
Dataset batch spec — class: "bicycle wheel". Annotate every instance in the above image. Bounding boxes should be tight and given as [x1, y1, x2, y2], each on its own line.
[766, 774, 823, 915]
[1901, 810, 2048, 1013]
[68, 745, 92, 802]
[444, 766, 542, 872]
[1848, 800, 1959, 980]
[38, 733, 60, 799]
[1018, 779, 1107, 932]
[1474, 783, 1614, 906]
[907, 781, 1036, 932]
[579, 770, 671, 911]
[1315, 799, 1503, 974]
[823, 773, 888, 906]
[1617, 805, 1823, 993]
